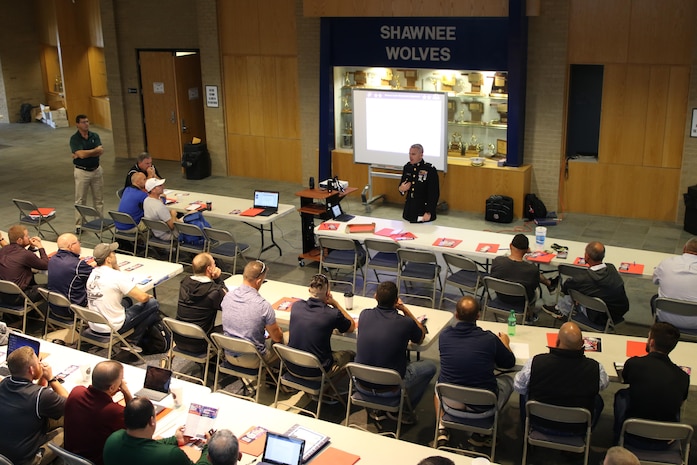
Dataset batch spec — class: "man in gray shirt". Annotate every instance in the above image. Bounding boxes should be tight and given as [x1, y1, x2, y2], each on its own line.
[143, 178, 179, 240]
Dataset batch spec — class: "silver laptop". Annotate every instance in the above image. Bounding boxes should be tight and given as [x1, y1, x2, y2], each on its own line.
[134, 365, 172, 402]
[0, 332, 41, 377]
[259, 432, 305, 465]
[254, 190, 280, 216]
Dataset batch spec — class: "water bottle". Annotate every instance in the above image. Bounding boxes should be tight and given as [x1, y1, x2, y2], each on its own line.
[507, 310, 516, 336]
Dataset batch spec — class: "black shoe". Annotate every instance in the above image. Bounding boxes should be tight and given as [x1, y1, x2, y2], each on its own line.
[368, 409, 387, 421]
[468, 433, 492, 448]
[436, 428, 450, 447]
[542, 304, 565, 320]
[546, 276, 560, 292]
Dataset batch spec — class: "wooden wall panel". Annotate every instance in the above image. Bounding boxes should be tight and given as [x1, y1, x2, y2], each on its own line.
[628, 0, 696, 65]
[275, 57, 300, 139]
[218, 1, 260, 55]
[260, 0, 297, 56]
[642, 66, 669, 167]
[88, 47, 108, 97]
[303, 0, 509, 17]
[568, 0, 630, 64]
[227, 134, 265, 178]
[662, 66, 689, 168]
[264, 138, 302, 181]
[223, 56, 250, 135]
[597, 65, 627, 163]
[260, 58, 279, 138]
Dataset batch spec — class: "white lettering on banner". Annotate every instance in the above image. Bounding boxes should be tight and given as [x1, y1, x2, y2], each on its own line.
[385, 47, 451, 62]
[380, 25, 456, 41]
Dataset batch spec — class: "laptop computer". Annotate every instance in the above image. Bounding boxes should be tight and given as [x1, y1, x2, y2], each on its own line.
[0, 332, 41, 377]
[254, 190, 280, 216]
[134, 365, 173, 402]
[259, 432, 305, 465]
[327, 202, 354, 222]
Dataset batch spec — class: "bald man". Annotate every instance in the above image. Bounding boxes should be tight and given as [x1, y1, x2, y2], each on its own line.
[603, 446, 639, 465]
[514, 322, 609, 432]
[114, 172, 149, 232]
[47, 233, 95, 316]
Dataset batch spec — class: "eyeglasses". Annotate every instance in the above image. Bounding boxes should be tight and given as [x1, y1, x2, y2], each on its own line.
[312, 273, 328, 284]
[255, 260, 267, 279]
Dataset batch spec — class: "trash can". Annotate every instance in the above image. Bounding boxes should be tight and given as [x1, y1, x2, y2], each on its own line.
[182, 142, 211, 180]
[684, 185, 697, 234]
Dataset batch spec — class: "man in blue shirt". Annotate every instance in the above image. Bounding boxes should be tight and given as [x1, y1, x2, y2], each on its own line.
[47, 233, 94, 318]
[114, 172, 148, 232]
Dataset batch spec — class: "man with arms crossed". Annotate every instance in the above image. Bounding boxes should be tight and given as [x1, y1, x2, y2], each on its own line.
[70, 114, 104, 225]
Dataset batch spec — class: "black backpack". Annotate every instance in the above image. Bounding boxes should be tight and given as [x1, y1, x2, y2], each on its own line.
[141, 319, 172, 355]
[524, 193, 547, 220]
[19, 103, 34, 123]
[485, 195, 514, 223]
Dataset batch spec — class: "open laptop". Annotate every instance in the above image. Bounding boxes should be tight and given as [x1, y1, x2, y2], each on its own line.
[327, 201, 354, 222]
[254, 190, 280, 216]
[0, 332, 41, 377]
[134, 365, 173, 402]
[259, 432, 305, 465]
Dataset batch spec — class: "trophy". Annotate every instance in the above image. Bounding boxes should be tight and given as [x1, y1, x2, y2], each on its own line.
[449, 132, 463, 152]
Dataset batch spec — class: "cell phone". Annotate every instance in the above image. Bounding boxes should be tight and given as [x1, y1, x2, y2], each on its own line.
[416, 314, 428, 324]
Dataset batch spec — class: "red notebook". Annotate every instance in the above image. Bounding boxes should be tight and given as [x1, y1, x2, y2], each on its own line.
[618, 262, 644, 275]
[476, 243, 499, 253]
[318, 222, 339, 231]
[433, 238, 462, 248]
[240, 207, 264, 217]
[526, 251, 556, 264]
[29, 207, 55, 218]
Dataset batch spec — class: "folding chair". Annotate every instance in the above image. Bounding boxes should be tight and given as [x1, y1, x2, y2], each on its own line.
[173, 222, 207, 265]
[654, 297, 697, 341]
[522, 400, 592, 465]
[439, 253, 486, 308]
[204, 227, 250, 274]
[47, 443, 95, 465]
[555, 263, 589, 303]
[362, 239, 400, 296]
[0, 453, 12, 465]
[108, 211, 140, 256]
[568, 289, 618, 333]
[482, 276, 532, 325]
[318, 236, 365, 295]
[273, 344, 346, 419]
[70, 304, 145, 363]
[141, 218, 176, 262]
[344, 362, 413, 439]
[162, 317, 216, 386]
[619, 418, 693, 465]
[37, 287, 76, 341]
[74, 204, 115, 243]
[397, 248, 442, 308]
[12, 198, 59, 238]
[0, 280, 45, 333]
[211, 333, 278, 403]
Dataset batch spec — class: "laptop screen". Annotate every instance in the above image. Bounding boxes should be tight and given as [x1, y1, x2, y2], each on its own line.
[330, 203, 342, 219]
[254, 191, 280, 209]
[262, 432, 305, 465]
[142, 365, 172, 393]
[7, 332, 40, 357]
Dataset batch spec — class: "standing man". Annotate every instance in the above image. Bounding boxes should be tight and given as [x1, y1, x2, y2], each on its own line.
[124, 152, 162, 189]
[64, 360, 132, 465]
[0, 224, 49, 305]
[47, 233, 94, 317]
[287, 273, 355, 379]
[70, 114, 104, 226]
[398, 143, 439, 223]
[143, 178, 180, 241]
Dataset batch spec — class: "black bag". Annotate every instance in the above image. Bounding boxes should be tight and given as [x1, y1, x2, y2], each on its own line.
[524, 193, 547, 220]
[19, 103, 34, 123]
[140, 319, 172, 355]
[485, 195, 514, 223]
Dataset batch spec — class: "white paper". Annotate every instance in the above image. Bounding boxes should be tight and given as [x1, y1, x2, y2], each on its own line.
[509, 342, 529, 359]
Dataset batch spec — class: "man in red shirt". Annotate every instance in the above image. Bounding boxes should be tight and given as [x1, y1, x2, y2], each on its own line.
[0, 225, 49, 305]
[64, 361, 132, 465]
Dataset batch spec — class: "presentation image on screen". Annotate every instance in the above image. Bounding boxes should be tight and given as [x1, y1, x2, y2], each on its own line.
[255, 191, 279, 207]
[352, 89, 448, 172]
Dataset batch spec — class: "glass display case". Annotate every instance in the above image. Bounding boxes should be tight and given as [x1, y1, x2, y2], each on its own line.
[333, 67, 508, 156]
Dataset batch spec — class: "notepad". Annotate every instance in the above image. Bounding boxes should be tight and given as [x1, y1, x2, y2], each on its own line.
[626, 340, 646, 357]
[238, 426, 267, 457]
[618, 262, 644, 275]
[526, 251, 556, 264]
[346, 223, 375, 233]
[476, 243, 499, 253]
[311, 447, 360, 465]
[273, 297, 301, 311]
[433, 238, 462, 248]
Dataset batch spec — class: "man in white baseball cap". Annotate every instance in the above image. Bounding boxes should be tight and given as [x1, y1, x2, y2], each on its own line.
[142, 178, 179, 241]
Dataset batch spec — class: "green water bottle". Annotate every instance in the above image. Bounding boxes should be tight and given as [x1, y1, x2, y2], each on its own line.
[507, 310, 516, 336]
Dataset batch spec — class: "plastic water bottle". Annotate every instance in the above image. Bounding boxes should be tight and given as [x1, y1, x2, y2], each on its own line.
[507, 310, 516, 336]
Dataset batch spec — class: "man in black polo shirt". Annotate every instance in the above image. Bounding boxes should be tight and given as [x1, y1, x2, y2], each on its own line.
[70, 114, 104, 226]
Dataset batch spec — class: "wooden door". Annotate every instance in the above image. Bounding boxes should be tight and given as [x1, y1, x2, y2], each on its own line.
[139, 51, 181, 161]
[174, 53, 206, 147]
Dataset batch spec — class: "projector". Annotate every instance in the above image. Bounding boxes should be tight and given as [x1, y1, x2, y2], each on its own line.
[319, 179, 348, 190]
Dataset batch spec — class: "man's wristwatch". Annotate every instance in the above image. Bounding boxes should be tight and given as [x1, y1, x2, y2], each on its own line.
[48, 377, 59, 384]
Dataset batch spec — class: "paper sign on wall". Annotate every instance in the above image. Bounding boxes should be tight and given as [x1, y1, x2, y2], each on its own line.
[153, 82, 165, 94]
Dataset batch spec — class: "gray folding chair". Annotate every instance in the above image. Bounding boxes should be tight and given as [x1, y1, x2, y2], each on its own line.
[162, 317, 216, 386]
[74, 204, 115, 243]
[397, 248, 442, 308]
[37, 287, 76, 341]
[482, 276, 531, 325]
[173, 222, 207, 265]
[204, 227, 250, 274]
[619, 418, 693, 465]
[0, 453, 12, 465]
[318, 236, 365, 295]
[522, 400, 592, 465]
[141, 218, 176, 262]
[568, 289, 618, 333]
[439, 253, 486, 308]
[12, 198, 59, 238]
[211, 333, 277, 403]
[47, 443, 95, 465]
[344, 362, 413, 439]
[362, 238, 400, 296]
[108, 210, 140, 256]
[0, 280, 44, 333]
[654, 297, 697, 341]
[556, 263, 589, 302]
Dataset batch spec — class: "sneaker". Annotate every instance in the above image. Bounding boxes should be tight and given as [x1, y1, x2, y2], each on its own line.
[542, 304, 565, 320]
[436, 428, 450, 447]
[386, 411, 415, 425]
[546, 276, 560, 292]
[122, 344, 143, 353]
[368, 409, 387, 422]
[468, 433, 492, 448]
[525, 313, 539, 324]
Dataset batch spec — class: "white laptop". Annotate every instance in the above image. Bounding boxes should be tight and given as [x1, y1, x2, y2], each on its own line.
[259, 432, 305, 465]
[134, 365, 172, 402]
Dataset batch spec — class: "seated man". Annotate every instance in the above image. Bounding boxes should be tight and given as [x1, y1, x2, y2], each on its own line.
[514, 321, 609, 432]
[221, 260, 283, 368]
[47, 233, 94, 318]
[544, 241, 629, 325]
[651, 237, 697, 329]
[603, 446, 640, 465]
[176, 253, 228, 353]
[86, 242, 161, 352]
[124, 151, 161, 189]
[490, 233, 557, 322]
[103, 397, 209, 465]
[143, 178, 180, 241]
[0, 224, 49, 305]
[355, 281, 437, 422]
[435, 295, 515, 447]
[287, 273, 355, 379]
[207, 430, 240, 465]
[0, 346, 68, 465]
[114, 172, 148, 232]
[64, 360, 133, 465]
[613, 322, 689, 446]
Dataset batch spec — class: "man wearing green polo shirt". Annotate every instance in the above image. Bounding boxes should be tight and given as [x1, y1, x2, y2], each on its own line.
[70, 114, 104, 226]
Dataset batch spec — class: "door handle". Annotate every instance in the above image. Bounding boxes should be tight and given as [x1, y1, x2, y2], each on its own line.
[170, 111, 176, 124]
[181, 119, 187, 133]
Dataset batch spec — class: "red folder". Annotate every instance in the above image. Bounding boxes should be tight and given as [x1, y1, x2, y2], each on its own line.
[240, 208, 264, 217]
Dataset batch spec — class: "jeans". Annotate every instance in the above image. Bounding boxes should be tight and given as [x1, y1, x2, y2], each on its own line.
[119, 298, 160, 345]
[356, 360, 437, 408]
[442, 375, 515, 419]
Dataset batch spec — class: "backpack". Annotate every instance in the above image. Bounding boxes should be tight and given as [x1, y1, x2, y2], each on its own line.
[180, 211, 211, 245]
[524, 193, 547, 220]
[19, 103, 34, 123]
[140, 319, 172, 355]
[485, 195, 514, 223]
